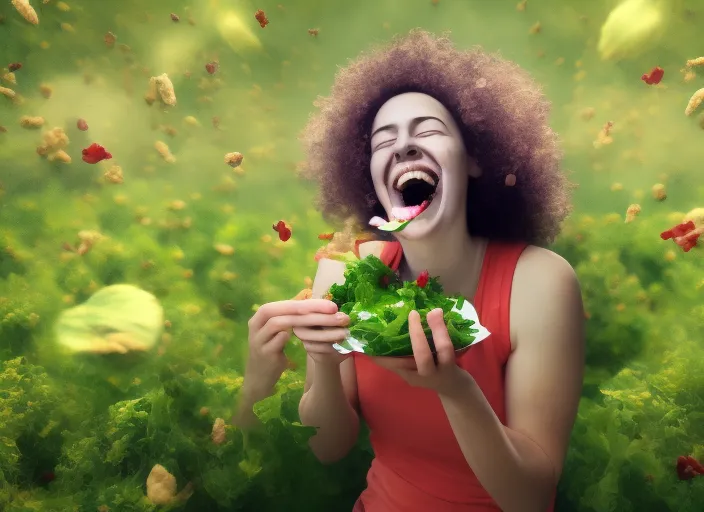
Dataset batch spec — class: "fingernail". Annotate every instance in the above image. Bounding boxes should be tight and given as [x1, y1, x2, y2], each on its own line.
[335, 312, 349, 323]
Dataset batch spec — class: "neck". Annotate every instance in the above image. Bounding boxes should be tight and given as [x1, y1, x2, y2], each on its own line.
[397, 222, 487, 297]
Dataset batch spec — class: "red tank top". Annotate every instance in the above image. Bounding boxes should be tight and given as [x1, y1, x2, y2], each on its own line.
[353, 240, 554, 512]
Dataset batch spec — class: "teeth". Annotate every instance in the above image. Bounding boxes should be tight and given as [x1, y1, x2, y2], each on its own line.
[396, 170, 437, 190]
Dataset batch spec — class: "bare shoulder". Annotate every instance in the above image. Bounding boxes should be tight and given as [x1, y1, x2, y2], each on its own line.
[311, 239, 386, 299]
[311, 258, 347, 299]
[514, 245, 579, 291]
[510, 246, 583, 346]
[358, 240, 386, 259]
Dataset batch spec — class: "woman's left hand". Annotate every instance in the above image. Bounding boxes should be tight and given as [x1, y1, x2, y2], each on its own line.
[370, 308, 471, 396]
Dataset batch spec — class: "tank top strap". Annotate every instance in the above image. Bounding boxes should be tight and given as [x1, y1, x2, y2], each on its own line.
[379, 240, 403, 270]
[472, 242, 528, 362]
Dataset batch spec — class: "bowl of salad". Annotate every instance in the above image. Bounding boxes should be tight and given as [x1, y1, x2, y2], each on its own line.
[327, 255, 490, 358]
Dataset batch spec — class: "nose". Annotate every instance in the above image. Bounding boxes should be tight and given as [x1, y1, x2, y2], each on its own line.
[393, 145, 422, 162]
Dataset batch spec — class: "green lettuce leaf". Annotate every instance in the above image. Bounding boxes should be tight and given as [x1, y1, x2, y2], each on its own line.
[377, 220, 411, 232]
[327, 255, 479, 357]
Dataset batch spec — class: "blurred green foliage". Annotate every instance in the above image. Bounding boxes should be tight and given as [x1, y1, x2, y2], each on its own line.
[1, 188, 703, 511]
[1, 0, 704, 510]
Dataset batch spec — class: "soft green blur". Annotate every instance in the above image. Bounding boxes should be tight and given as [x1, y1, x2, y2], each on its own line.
[1, 0, 703, 511]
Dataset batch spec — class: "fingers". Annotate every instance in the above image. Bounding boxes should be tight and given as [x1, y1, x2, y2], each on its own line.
[262, 330, 291, 355]
[427, 308, 455, 366]
[300, 339, 350, 362]
[256, 311, 348, 346]
[408, 310, 435, 376]
[249, 299, 338, 331]
[293, 326, 348, 343]
[301, 340, 337, 354]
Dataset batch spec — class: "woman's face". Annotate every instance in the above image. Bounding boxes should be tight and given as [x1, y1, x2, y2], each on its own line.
[369, 92, 479, 240]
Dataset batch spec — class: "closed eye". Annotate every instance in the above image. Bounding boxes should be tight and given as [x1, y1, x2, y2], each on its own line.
[373, 138, 396, 151]
[416, 130, 442, 137]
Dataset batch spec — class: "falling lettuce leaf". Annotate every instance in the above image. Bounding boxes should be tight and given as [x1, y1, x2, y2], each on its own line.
[54, 284, 164, 354]
[597, 0, 668, 61]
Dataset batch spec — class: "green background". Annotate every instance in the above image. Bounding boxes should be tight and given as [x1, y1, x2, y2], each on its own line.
[1, 0, 703, 510]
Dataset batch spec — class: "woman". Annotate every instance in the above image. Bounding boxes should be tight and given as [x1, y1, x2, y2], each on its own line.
[242, 30, 584, 512]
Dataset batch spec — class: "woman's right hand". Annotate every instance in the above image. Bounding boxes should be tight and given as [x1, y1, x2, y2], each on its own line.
[245, 299, 347, 401]
[293, 313, 351, 366]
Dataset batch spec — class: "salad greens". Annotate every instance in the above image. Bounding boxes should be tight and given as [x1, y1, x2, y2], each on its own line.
[377, 219, 411, 232]
[327, 255, 478, 357]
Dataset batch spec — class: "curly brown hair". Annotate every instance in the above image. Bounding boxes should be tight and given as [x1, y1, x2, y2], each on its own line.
[298, 29, 572, 246]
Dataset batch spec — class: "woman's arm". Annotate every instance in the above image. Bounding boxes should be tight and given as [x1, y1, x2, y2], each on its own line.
[233, 382, 269, 428]
[439, 248, 585, 512]
[299, 357, 360, 463]
[298, 257, 361, 463]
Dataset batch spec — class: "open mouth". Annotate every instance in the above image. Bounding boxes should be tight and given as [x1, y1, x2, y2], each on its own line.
[391, 165, 439, 221]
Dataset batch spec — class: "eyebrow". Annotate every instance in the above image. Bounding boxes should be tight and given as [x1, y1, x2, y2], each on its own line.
[371, 116, 448, 138]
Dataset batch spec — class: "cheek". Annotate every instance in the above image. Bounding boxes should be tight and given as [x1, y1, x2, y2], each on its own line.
[368, 167, 391, 212]
[372, 181, 390, 209]
[369, 156, 388, 190]
[440, 141, 466, 167]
